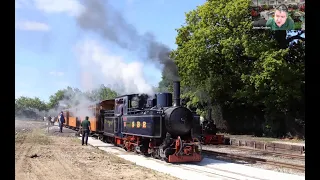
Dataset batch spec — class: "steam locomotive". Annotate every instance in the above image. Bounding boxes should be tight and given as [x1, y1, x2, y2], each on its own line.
[192, 112, 227, 145]
[64, 81, 202, 163]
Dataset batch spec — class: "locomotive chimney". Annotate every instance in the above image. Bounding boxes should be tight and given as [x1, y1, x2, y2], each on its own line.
[173, 81, 180, 106]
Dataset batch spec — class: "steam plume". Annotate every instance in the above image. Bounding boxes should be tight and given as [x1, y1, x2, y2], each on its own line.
[76, 0, 179, 81]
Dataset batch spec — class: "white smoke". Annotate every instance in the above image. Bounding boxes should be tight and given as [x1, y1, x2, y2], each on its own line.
[16, 0, 160, 119]
[74, 39, 155, 96]
[57, 87, 96, 119]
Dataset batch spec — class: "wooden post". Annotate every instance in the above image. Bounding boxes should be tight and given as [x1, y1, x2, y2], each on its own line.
[253, 142, 256, 149]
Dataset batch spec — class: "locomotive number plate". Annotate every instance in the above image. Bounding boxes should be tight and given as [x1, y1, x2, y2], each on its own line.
[142, 121, 146, 128]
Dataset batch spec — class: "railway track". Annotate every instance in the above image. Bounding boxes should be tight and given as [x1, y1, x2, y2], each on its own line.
[202, 150, 305, 171]
[229, 145, 305, 160]
[180, 163, 271, 180]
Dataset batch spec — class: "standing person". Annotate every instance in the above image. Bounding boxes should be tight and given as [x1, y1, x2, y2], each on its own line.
[58, 111, 65, 133]
[47, 115, 52, 125]
[116, 99, 124, 117]
[99, 105, 105, 131]
[80, 116, 91, 146]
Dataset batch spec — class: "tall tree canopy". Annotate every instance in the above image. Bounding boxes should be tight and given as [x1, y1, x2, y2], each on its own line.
[171, 0, 305, 137]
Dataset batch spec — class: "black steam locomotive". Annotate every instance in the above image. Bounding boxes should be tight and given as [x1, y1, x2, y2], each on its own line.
[64, 81, 203, 163]
[100, 81, 202, 163]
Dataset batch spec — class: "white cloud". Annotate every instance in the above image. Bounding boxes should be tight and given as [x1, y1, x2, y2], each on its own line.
[16, 0, 84, 17]
[15, 0, 32, 9]
[15, 20, 50, 31]
[49, 71, 64, 76]
[74, 39, 154, 95]
[33, 0, 84, 17]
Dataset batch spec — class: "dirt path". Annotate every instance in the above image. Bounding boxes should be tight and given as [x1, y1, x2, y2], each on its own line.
[15, 121, 179, 180]
[15, 119, 47, 134]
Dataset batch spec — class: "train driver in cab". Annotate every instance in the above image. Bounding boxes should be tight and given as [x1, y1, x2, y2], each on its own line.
[116, 99, 124, 117]
[99, 105, 104, 131]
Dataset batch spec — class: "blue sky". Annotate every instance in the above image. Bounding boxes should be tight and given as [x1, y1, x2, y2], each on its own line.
[15, 0, 206, 102]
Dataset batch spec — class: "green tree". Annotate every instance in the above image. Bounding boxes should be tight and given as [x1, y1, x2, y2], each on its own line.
[86, 84, 118, 101]
[15, 96, 48, 119]
[15, 96, 48, 111]
[47, 85, 119, 110]
[16, 85, 120, 119]
[158, 71, 173, 93]
[172, 0, 305, 137]
[47, 89, 67, 109]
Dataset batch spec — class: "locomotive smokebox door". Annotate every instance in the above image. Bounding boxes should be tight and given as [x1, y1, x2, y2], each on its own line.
[164, 106, 194, 136]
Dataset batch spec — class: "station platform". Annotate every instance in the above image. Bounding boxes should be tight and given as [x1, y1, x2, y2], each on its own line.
[80, 137, 305, 180]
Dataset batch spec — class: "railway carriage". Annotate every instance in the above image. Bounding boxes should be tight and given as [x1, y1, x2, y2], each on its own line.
[64, 108, 80, 130]
[65, 99, 115, 134]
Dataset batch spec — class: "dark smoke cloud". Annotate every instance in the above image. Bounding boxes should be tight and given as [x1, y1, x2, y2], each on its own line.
[76, 0, 179, 81]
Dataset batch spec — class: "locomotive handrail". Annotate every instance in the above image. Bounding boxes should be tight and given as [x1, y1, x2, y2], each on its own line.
[103, 110, 115, 116]
[127, 108, 162, 112]
[127, 108, 163, 115]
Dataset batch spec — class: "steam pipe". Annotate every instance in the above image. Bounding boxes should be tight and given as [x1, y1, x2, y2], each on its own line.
[173, 81, 180, 106]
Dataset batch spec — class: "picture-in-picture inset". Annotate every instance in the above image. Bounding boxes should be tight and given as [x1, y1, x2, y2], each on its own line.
[251, 0, 305, 31]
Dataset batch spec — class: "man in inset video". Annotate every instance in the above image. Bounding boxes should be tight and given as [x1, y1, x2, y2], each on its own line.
[266, 4, 294, 30]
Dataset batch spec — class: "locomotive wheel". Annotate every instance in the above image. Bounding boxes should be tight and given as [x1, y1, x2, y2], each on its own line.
[123, 145, 128, 151]
[120, 144, 126, 150]
[134, 148, 139, 154]
[223, 138, 230, 145]
[150, 152, 156, 158]
[98, 135, 103, 141]
[161, 157, 169, 163]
